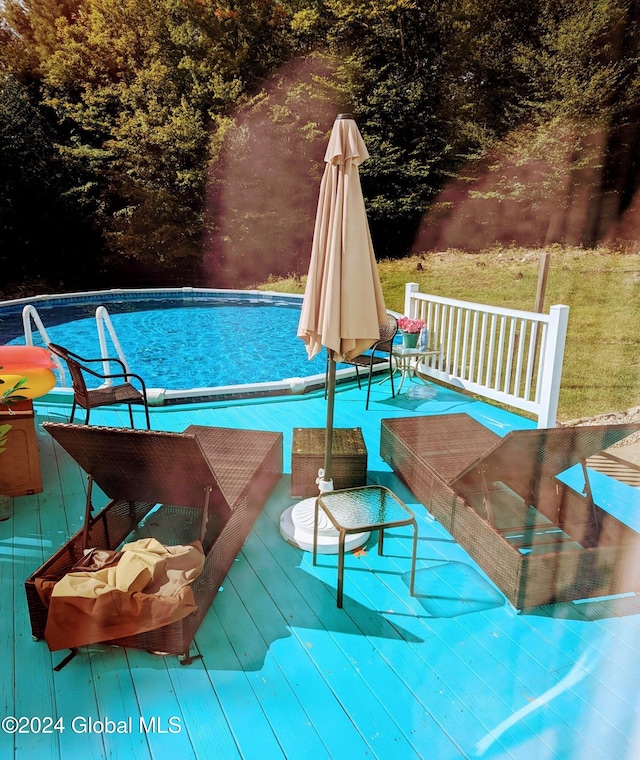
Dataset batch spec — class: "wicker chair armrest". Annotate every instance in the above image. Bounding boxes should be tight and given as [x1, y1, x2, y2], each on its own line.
[72, 354, 129, 372]
[121, 372, 148, 393]
[78, 365, 148, 392]
[49, 343, 129, 375]
[369, 338, 393, 355]
[104, 370, 147, 392]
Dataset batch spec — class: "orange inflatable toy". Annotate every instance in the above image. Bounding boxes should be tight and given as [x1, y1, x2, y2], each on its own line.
[0, 345, 57, 401]
[0, 345, 56, 371]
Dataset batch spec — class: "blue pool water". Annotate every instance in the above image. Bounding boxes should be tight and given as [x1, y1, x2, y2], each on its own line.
[0, 294, 328, 390]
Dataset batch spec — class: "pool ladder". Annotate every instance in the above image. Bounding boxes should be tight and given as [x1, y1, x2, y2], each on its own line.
[22, 304, 130, 389]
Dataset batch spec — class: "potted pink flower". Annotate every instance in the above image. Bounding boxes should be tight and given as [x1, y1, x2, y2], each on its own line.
[397, 316, 425, 348]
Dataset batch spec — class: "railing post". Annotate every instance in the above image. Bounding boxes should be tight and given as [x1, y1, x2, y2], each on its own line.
[536, 304, 569, 428]
[404, 282, 419, 318]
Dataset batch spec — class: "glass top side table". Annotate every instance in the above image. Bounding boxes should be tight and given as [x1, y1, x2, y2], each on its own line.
[392, 346, 439, 393]
[313, 485, 418, 607]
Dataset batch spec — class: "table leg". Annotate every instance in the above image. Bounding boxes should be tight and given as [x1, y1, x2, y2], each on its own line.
[396, 357, 409, 393]
[409, 518, 418, 596]
[337, 530, 346, 608]
[312, 498, 319, 566]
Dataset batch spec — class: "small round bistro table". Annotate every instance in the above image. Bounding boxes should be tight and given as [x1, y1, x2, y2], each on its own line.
[391, 346, 439, 393]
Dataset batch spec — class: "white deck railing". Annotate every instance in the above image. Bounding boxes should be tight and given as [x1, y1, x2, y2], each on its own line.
[404, 282, 569, 427]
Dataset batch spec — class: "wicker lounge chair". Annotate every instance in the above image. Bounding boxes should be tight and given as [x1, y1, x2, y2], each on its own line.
[327, 313, 398, 409]
[380, 413, 640, 609]
[48, 342, 151, 428]
[25, 423, 282, 663]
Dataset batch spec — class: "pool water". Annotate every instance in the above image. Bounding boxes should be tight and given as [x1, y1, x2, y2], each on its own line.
[2, 299, 328, 390]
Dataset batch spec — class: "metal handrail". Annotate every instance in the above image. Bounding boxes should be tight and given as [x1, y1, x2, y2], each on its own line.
[95, 306, 130, 384]
[20, 303, 131, 390]
[21, 304, 68, 386]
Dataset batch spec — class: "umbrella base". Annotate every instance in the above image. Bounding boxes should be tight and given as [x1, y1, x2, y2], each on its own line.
[279, 498, 369, 554]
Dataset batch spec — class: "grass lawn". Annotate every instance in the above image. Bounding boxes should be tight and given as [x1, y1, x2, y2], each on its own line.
[259, 245, 640, 422]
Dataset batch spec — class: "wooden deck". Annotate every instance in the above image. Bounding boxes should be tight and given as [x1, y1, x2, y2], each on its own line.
[2, 378, 640, 760]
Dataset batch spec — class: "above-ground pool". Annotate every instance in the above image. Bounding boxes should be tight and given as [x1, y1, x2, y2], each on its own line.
[0, 289, 334, 403]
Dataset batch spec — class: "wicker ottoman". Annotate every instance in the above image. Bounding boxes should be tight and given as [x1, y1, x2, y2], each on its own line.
[291, 427, 367, 497]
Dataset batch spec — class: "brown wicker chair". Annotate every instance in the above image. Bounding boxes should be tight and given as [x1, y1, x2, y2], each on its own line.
[327, 313, 398, 409]
[48, 342, 151, 429]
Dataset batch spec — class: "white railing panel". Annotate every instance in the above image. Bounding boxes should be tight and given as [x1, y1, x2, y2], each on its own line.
[404, 283, 569, 427]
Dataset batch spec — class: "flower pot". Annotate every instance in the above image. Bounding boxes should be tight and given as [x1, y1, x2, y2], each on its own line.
[401, 332, 419, 348]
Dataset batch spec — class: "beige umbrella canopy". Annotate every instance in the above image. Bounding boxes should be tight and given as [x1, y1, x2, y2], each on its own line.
[281, 113, 388, 552]
[298, 114, 388, 365]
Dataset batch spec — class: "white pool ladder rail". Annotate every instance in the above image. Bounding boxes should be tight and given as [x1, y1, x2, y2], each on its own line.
[95, 305, 130, 384]
[22, 304, 68, 386]
[21, 303, 130, 389]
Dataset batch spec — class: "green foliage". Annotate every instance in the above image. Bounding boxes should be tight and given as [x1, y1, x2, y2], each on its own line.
[300, 0, 542, 257]
[2, 0, 295, 285]
[202, 52, 339, 286]
[0, 370, 28, 408]
[0, 72, 100, 295]
[519, 0, 640, 122]
[498, 0, 640, 246]
[2, 0, 640, 288]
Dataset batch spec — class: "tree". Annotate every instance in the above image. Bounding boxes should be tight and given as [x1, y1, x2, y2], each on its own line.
[4, 0, 640, 293]
[487, 0, 640, 247]
[2, 0, 295, 285]
[201, 53, 338, 286]
[0, 73, 100, 295]
[287, 0, 541, 258]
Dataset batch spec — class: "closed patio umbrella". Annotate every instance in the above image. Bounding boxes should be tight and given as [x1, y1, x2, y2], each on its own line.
[280, 113, 388, 552]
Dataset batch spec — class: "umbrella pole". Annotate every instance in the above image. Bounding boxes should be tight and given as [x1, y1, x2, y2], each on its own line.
[278, 351, 369, 553]
[322, 356, 336, 486]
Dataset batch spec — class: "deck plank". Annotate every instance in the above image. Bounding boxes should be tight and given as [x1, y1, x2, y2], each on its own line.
[260, 441, 640, 759]
[4, 385, 640, 759]
[164, 650, 244, 760]
[125, 649, 199, 759]
[11, 492, 59, 760]
[213, 560, 333, 758]
[363, 519, 618, 757]
[50, 651, 108, 760]
[128, 507, 244, 760]
[88, 646, 152, 760]
[236, 530, 425, 757]
[0, 501, 15, 760]
[247, 502, 467, 758]
[196, 602, 285, 760]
